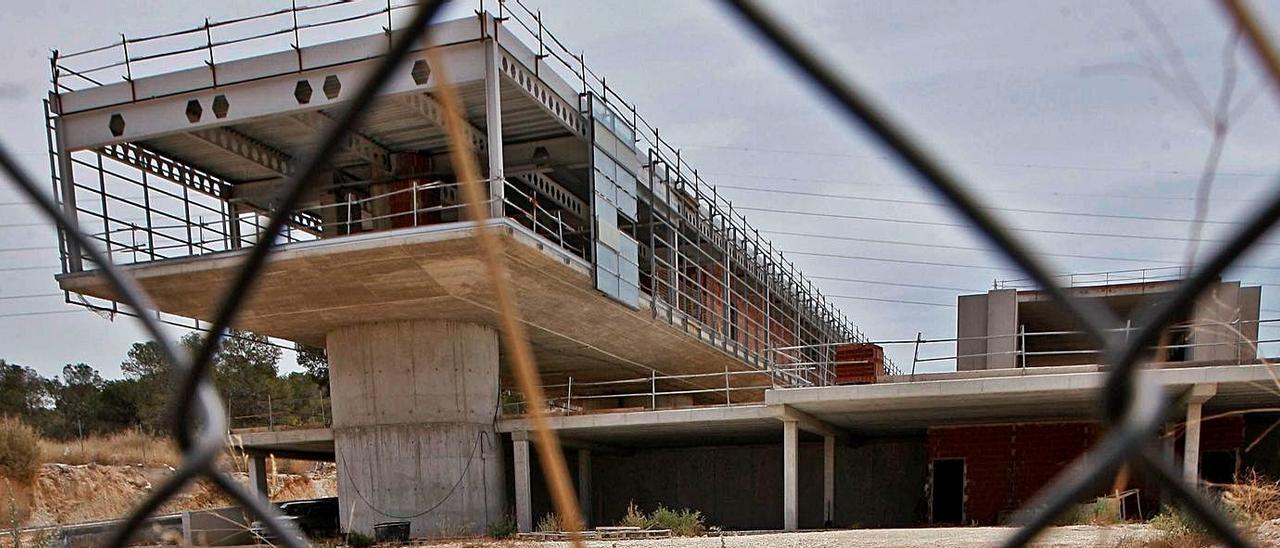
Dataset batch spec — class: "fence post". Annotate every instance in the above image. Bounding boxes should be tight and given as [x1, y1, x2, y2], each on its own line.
[1019, 324, 1027, 369]
[566, 376, 573, 411]
[910, 332, 922, 380]
[650, 370, 656, 409]
[724, 364, 731, 406]
[267, 394, 274, 431]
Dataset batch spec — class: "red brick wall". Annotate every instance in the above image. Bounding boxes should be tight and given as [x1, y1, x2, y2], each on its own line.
[928, 422, 1098, 525]
[928, 417, 1248, 525]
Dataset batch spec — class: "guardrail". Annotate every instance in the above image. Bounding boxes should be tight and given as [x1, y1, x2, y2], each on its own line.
[228, 396, 332, 432]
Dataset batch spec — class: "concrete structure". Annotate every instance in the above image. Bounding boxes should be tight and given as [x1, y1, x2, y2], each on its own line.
[43, 3, 1280, 536]
[958, 274, 1261, 370]
[46, 3, 866, 537]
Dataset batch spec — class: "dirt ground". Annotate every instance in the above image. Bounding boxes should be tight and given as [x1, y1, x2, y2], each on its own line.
[421, 525, 1166, 548]
[23, 461, 336, 527]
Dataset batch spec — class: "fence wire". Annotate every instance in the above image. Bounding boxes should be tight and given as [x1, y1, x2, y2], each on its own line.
[2, 0, 1279, 547]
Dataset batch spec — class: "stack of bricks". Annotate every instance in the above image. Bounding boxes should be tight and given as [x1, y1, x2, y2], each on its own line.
[833, 343, 885, 385]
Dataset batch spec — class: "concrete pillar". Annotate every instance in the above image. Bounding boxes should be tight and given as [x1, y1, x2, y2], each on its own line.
[986, 289, 1018, 369]
[577, 449, 592, 528]
[1183, 384, 1218, 485]
[783, 419, 798, 531]
[328, 320, 505, 538]
[248, 454, 269, 498]
[513, 432, 533, 533]
[956, 293, 989, 371]
[823, 435, 835, 527]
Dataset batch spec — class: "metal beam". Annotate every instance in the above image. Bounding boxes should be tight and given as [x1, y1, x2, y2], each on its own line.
[97, 142, 230, 197]
[496, 50, 588, 138]
[288, 111, 391, 174]
[398, 92, 488, 153]
[187, 127, 294, 176]
[97, 142, 322, 235]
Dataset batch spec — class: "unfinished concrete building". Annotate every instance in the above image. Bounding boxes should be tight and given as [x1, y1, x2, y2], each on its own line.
[46, 2, 872, 537]
[44, 2, 1280, 536]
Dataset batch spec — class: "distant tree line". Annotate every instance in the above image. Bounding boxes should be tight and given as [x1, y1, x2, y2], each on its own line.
[0, 330, 329, 440]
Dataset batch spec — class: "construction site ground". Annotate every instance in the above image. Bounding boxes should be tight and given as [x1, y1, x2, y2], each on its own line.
[425, 525, 1173, 547]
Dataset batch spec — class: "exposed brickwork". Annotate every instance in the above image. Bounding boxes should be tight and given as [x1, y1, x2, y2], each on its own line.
[928, 422, 1098, 525]
[928, 416, 1248, 525]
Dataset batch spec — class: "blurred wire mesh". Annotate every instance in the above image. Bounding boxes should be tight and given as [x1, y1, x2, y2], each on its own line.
[2, 0, 1279, 547]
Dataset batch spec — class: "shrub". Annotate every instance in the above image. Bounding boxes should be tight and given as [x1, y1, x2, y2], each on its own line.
[648, 505, 706, 537]
[1222, 471, 1280, 525]
[1058, 497, 1120, 526]
[536, 512, 562, 533]
[345, 531, 375, 548]
[486, 514, 517, 538]
[0, 419, 40, 483]
[619, 501, 648, 529]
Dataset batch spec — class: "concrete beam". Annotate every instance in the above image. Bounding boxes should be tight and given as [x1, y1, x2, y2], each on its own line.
[513, 431, 533, 533]
[1183, 383, 1218, 485]
[772, 404, 848, 442]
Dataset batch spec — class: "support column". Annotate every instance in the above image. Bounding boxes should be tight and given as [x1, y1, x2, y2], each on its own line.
[328, 320, 506, 538]
[1183, 383, 1218, 485]
[783, 419, 798, 531]
[52, 113, 83, 271]
[577, 449, 592, 528]
[513, 432, 533, 533]
[248, 454, 269, 498]
[823, 435, 835, 527]
[483, 32, 505, 218]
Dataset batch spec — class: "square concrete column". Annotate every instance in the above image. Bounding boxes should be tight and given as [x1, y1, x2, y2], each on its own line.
[823, 435, 835, 527]
[783, 419, 799, 531]
[248, 454, 269, 497]
[1183, 384, 1218, 485]
[513, 432, 533, 533]
[986, 289, 1018, 369]
[577, 449, 592, 528]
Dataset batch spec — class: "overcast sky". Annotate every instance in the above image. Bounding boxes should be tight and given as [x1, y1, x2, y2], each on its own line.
[2, 0, 1279, 379]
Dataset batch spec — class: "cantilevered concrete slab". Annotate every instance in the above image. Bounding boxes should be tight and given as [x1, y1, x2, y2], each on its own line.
[58, 219, 764, 391]
[233, 428, 335, 460]
[768, 362, 1280, 434]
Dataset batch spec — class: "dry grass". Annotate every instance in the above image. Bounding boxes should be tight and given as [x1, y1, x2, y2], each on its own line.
[1222, 471, 1280, 525]
[39, 430, 180, 468]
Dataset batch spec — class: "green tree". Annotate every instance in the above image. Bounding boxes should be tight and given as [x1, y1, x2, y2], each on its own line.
[97, 378, 145, 431]
[55, 364, 104, 440]
[215, 330, 281, 407]
[0, 361, 56, 430]
[119, 333, 201, 433]
[295, 343, 329, 394]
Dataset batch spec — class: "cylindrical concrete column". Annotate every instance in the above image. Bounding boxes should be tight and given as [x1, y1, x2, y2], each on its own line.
[328, 320, 506, 538]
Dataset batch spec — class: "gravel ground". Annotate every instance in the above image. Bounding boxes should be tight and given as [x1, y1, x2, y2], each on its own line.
[421, 525, 1163, 548]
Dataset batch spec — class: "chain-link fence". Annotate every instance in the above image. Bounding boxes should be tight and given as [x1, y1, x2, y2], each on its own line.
[3, 0, 1278, 547]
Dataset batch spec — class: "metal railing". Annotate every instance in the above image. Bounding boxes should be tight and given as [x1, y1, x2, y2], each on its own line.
[227, 396, 332, 432]
[51, 0, 422, 95]
[995, 266, 1191, 290]
[500, 366, 817, 416]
